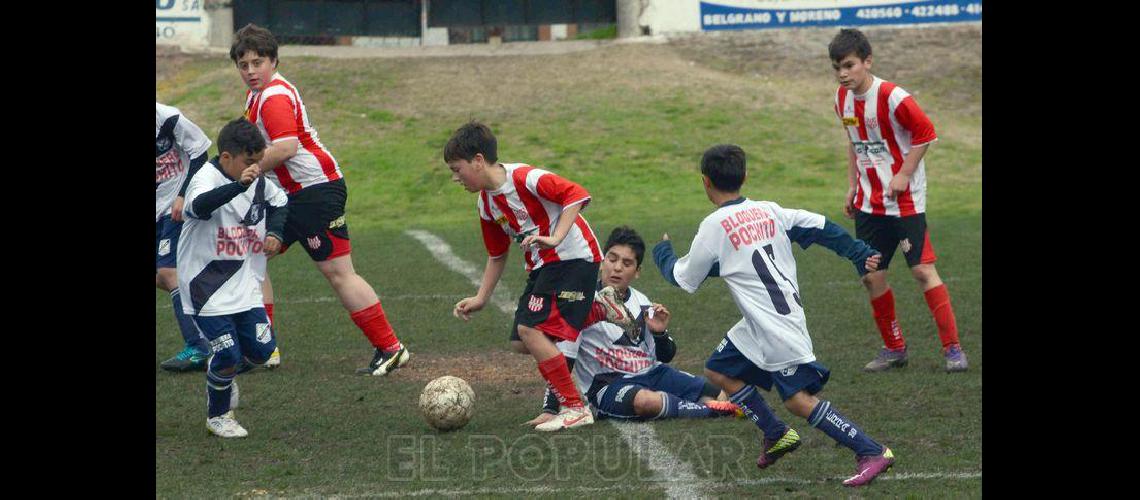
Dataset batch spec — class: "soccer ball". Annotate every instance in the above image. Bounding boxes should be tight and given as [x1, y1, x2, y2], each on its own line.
[418, 375, 475, 431]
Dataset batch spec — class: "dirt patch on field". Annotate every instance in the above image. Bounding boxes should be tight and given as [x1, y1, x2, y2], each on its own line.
[398, 350, 542, 390]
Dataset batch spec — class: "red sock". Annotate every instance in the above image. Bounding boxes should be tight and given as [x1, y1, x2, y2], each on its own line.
[870, 289, 906, 350]
[350, 302, 402, 352]
[538, 354, 583, 409]
[923, 284, 960, 349]
[264, 303, 275, 325]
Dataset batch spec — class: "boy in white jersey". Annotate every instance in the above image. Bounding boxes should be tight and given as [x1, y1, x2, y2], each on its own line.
[156, 102, 212, 372]
[653, 145, 894, 487]
[179, 118, 289, 438]
[447, 121, 635, 432]
[527, 226, 740, 427]
[829, 28, 967, 372]
[229, 24, 410, 376]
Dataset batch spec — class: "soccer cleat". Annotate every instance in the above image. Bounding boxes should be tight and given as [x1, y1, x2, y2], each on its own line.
[756, 427, 802, 469]
[263, 347, 281, 369]
[863, 347, 908, 372]
[160, 345, 209, 372]
[597, 286, 636, 334]
[706, 400, 742, 418]
[944, 344, 969, 372]
[535, 405, 595, 431]
[206, 411, 249, 438]
[843, 447, 895, 487]
[355, 345, 411, 376]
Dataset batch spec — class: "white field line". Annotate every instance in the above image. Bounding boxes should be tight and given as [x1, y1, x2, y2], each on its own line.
[348, 471, 982, 498]
[406, 229, 701, 499]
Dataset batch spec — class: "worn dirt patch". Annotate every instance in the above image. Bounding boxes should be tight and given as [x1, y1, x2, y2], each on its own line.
[397, 350, 543, 390]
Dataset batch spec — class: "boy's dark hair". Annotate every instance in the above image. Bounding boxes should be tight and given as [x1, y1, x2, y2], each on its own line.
[604, 226, 646, 268]
[217, 118, 267, 156]
[701, 144, 746, 192]
[444, 121, 498, 164]
[230, 23, 279, 64]
[828, 28, 872, 62]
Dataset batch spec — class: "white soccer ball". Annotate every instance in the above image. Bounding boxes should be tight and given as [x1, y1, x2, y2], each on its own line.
[419, 375, 475, 431]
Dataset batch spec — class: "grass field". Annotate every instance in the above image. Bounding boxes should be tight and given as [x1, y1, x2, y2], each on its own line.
[156, 24, 981, 498]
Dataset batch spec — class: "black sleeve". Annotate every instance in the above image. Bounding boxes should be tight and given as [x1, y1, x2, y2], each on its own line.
[189, 182, 249, 220]
[176, 153, 209, 197]
[265, 203, 289, 241]
[653, 331, 677, 364]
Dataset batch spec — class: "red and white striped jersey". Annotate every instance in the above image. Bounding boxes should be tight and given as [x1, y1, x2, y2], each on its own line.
[835, 76, 938, 217]
[244, 73, 342, 194]
[477, 163, 602, 272]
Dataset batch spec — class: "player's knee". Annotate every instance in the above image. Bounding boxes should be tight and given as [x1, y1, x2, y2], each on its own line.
[156, 268, 178, 291]
[632, 390, 662, 417]
[510, 340, 530, 354]
[246, 341, 277, 365]
[703, 368, 734, 390]
[910, 264, 939, 286]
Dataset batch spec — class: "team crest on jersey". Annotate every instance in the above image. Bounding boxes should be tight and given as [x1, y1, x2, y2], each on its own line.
[256, 323, 272, 344]
[155, 135, 173, 156]
[158, 239, 171, 257]
[528, 295, 544, 312]
[866, 117, 878, 129]
[780, 366, 798, 377]
[900, 238, 912, 254]
[307, 236, 322, 249]
[842, 116, 859, 127]
[512, 208, 529, 222]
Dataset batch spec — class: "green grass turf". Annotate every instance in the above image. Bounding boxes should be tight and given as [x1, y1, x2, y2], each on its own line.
[157, 26, 980, 497]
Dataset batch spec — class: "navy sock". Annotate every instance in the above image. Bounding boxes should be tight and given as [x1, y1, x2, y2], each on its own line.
[657, 392, 713, 419]
[729, 385, 787, 441]
[206, 365, 235, 418]
[171, 289, 207, 352]
[807, 400, 884, 457]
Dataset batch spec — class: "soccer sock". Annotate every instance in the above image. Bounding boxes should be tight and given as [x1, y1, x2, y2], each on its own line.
[537, 354, 583, 409]
[543, 357, 576, 413]
[729, 385, 788, 441]
[807, 400, 884, 457]
[206, 365, 235, 418]
[923, 284, 961, 349]
[350, 302, 402, 352]
[264, 303, 275, 327]
[870, 289, 906, 350]
[657, 392, 713, 419]
[170, 289, 207, 351]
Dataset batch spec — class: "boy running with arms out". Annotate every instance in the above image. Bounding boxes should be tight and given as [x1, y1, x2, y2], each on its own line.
[527, 226, 740, 427]
[829, 28, 967, 372]
[156, 103, 213, 371]
[654, 145, 894, 487]
[447, 121, 634, 432]
[179, 118, 288, 437]
[230, 24, 409, 375]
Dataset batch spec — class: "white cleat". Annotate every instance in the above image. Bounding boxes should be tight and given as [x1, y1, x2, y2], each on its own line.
[206, 411, 249, 438]
[535, 406, 595, 432]
[264, 347, 281, 369]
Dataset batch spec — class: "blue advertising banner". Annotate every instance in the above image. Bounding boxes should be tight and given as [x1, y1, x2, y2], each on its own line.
[700, 0, 981, 31]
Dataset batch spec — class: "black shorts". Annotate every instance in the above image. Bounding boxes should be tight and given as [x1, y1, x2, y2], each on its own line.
[854, 212, 937, 270]
[512, 259, 600, 342]
[280, 179, 352, 262]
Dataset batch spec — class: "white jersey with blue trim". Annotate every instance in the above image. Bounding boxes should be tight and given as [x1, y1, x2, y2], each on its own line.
[156, 103, 211, 221]
[567, 286, 659, 395]
[671, 198, 826, 372]
[177, 163, 288, 316]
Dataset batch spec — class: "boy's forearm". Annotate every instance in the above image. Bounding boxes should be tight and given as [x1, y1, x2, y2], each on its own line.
[552, 202, 584, 242]
[258, 138, 300, 171]
[476, 255, 508, 300]
[898, 143, 928, 177]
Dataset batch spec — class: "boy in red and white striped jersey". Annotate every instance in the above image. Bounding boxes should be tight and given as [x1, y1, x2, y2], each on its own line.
[447, 121, 635, 431]
[229, 24, 410, 376]
[829, 28, 966, 373]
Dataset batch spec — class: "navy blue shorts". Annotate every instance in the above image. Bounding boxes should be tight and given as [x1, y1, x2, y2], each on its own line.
[155, 215, 182, 270]
[191, 308, 276, 365]
[589, 364, 710, 420]
[705, 336, 830, 402]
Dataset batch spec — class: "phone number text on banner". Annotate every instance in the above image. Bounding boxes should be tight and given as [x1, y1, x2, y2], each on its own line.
[700, 1, 981, 31]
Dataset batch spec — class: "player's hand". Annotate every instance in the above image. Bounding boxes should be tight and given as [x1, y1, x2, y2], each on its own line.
[171, 196, 185, 223]
[263, 235, 283, 257]
[523, 413, 556, 426]
[864, 253, 882, 273]
[453, 296, 486, 321]
[239, 164, 261, 186]
[886, 173, 910, 201]
[843, 188, 857, 219]
[646, 303, 671, 332]
[520, 234, 560, 250]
